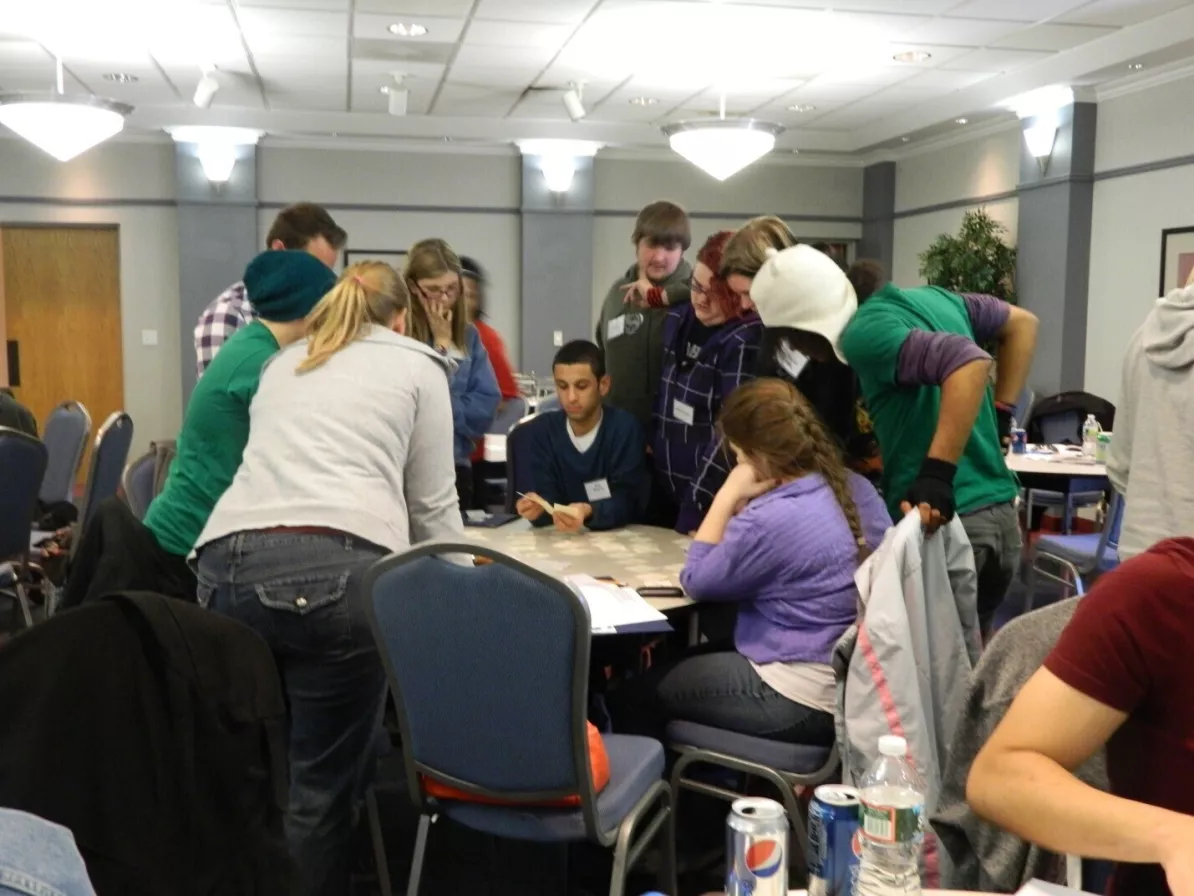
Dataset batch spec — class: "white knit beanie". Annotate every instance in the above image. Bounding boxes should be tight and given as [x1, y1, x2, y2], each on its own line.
[749, 244, 858, 363]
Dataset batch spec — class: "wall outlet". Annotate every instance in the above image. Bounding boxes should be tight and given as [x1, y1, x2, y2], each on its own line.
[141, 329, 159, 346]
[553, 330, 564, 347]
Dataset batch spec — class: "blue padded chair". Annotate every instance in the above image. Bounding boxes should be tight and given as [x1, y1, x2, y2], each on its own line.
[666, 723, 839, 885]
[1021, 404, 1104, 534]
[481, 397, 529, 509]
[76, 412, 134, 537]
[38, 401, 90, 505]
[0, 427, 49, 628]
[362, 543, 672, 896]
[121, 450, 158, 521]
[537, 393, 561, 414]
[1025, 491, 1124, 612]
[504, 417, 538, 514]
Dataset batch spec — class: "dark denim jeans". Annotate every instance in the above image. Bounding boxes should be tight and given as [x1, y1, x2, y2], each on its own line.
[197, 532, 388, 896]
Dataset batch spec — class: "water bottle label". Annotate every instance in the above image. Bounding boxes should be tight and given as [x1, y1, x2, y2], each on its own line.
[860, 802, 921, 844]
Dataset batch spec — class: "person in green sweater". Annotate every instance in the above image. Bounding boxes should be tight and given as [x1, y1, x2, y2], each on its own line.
[595, 200, 693, 434]
[750, 247, 1039, 633]
[62, 250, 336, 607]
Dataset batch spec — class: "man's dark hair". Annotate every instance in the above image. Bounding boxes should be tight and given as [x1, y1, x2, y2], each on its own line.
[632, 200, 691, 251]
[810, 241, 848, 272]
[553, 340, 606, 379]
[847, 259, 888, 303]
[265, 203, 347, 252]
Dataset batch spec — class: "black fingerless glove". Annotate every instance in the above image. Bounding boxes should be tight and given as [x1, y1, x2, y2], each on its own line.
[903, 458, 958, 522]
[995, 405, 1015, 448]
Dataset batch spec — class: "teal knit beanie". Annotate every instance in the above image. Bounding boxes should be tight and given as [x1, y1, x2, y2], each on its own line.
[243, 250, 337, 322]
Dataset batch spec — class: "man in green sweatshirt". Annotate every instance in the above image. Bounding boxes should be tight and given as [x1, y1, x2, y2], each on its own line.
[595, 200, 692, 433]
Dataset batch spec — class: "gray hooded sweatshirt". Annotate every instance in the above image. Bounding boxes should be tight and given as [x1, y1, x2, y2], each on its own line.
[1107, 283, 1194, 558]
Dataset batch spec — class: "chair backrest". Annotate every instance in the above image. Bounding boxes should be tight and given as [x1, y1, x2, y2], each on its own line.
[78, 412, 134, 533]
[537, 393, 561, 414]
[487, 396, 528, 436]
[363, 543, 600, 832]
[39, 401, 90, 504]
[504, 418, 538, 513]
[122, 450, 158, 521]
[0, 427, 48, 559]
[1090, 492, 1125, 572]
[1026, 391, 1115, 445]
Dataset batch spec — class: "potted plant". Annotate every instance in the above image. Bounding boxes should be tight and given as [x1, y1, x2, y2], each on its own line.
[918, 208, 1018, 303]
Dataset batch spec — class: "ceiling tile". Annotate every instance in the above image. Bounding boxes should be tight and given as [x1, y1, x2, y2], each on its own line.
[237, 9, 349, 37]
[247, 36, 348, 57]
[268, 87, 346, 112]
[238, 0, 350, 8]
[899, 16, 1021, 45]
[446, 64, 540, 87]
[453, 43, 558, 68]
[465, 20, 574, 48]
[474, 0, 594, 25]
[897, 68, 993, 89]
[354, 0, 474, 14]
[883, 43, 972, 67]
[940, 47, 1053, 72]
[1055, 0, 1193, 26]
[945, 0, 1092, 21]
[992, 22, 1118, 51]
[746, 0, 961, 11]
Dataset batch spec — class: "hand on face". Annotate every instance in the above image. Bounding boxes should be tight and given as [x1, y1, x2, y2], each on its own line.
[420, 294, 453, 345]
[720, 462, 777, 505]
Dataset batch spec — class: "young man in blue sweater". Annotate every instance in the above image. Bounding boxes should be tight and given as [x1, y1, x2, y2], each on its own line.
[516, 340, 650, 532]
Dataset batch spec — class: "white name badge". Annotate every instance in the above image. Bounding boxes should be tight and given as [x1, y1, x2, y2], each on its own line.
[585, 478, 612, 502]
[674, 399, 695, 426]
[606, 315, 626, 340]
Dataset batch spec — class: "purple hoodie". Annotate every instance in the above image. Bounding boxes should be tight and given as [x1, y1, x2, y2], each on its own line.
[680, 472, 891, 665]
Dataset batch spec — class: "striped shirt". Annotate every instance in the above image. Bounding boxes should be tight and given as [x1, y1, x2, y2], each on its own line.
[652, 305, 763, 533]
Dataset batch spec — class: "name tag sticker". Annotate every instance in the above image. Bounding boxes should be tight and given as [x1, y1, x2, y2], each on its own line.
[606, 315, 626, 340]
[585, 479, 612, 502]
[674, 400, 695, 425]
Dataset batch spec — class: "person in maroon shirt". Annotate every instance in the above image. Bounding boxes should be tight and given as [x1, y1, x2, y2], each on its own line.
[967, 537, 1194, 896]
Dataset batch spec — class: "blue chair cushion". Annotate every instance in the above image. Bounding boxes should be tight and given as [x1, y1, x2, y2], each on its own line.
[0, 563, 12, 587]
[666, 720, 832, 775]
[440, 734, 664, 842]
[1036, 533, 1120, 572]
[1025, 488, 1103, 506]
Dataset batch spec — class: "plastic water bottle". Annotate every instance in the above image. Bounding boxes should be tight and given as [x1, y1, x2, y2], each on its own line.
[856, 735, 926, 896]
[1082, 414, 1102, 458]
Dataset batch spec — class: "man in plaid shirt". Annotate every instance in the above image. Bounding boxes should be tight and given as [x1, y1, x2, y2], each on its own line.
[194, 202, 346, 377]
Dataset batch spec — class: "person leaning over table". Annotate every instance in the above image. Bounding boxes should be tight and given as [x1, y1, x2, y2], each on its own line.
[515, 340, 649, 533]
[609, 378, 889, 744]
[967, 538, 1194, 896]
[194, 261, 462, 895]
[748, 247, 1039, 636]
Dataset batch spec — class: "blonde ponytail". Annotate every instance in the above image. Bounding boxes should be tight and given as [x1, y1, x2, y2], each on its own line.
[298, 261, 409, 373]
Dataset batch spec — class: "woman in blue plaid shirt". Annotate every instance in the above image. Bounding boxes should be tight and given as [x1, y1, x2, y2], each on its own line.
[652, 231, 763, 534]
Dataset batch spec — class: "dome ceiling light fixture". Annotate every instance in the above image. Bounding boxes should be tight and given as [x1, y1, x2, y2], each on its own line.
[661, 90, 784, 181]
[0, 56, 131, 162]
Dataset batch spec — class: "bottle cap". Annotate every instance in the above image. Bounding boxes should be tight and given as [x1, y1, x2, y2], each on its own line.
[878, 735, 907, 757]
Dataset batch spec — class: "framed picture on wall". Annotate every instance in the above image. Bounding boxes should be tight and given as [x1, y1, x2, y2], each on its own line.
[343, 249, 407, 270]
[1159, 226, 1194, 295]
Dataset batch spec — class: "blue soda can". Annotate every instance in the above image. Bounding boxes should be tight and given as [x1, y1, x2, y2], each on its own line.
[807, 785, 861, 896]
[726, 797, 788, 896]
[1011, 428, 1028, 454]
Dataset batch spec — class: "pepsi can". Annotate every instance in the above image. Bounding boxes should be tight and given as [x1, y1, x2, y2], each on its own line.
[726, 797, 788, 896]
[807, 785, 861, 896]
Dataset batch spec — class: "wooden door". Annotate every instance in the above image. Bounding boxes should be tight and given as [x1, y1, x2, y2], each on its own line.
[2, 226, 124, 480]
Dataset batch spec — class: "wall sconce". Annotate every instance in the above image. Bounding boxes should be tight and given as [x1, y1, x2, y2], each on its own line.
[169, 126, 263, 184]
[517, 139, 602, 194]
[1024, 120, 1058, 175]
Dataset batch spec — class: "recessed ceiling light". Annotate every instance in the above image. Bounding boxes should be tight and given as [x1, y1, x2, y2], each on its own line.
[388, 22, 427, 37]
[629, 96, 659, 106]
[901, 136, 911, 142]
[103, 72, 138, 83]
[1128, 62, 1143, 70]
[955, 117, 968, 124]
[787, 103, 817, 113]
[379, 86, 390, 94]
[893, 50, 932, 64]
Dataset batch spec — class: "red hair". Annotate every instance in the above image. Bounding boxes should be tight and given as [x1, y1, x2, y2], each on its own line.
[696, 231, 747, 320]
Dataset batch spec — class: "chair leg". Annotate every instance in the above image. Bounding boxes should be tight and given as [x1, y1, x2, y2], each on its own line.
[365, 789, 393, 896]
[608, 782, 672, 896]
[407, 814, 432, 896]
[14, 582, 34, 629]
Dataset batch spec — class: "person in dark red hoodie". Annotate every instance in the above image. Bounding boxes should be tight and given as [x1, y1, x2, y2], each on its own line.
[968, 537, 1194, 896]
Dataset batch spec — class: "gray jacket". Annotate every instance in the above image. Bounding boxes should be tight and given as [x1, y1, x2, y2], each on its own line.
[833, 512, 981, 886]
[595, 261, 692, 432]
[931, 599, 1108, 892]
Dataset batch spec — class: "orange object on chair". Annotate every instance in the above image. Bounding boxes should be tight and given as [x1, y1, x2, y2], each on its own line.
[422, 722, 610, 807]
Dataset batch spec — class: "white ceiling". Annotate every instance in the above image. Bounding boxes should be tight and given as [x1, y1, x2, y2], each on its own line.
[1, 0, 1193, 155]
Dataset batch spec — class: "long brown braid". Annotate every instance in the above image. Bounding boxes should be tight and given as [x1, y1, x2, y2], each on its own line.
[718, 378, 871, 562]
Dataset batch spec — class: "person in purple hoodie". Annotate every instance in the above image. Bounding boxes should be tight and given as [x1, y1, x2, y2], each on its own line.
[612, 377, 890, 744]
[652, 230, 763, 534]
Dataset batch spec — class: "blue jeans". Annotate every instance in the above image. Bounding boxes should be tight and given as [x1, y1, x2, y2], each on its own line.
[197, 532, 388, 896]
[0, 808, 95, 896]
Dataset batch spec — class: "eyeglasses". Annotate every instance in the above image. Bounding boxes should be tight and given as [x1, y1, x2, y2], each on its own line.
[418, 283, 459, 301]
[689, 278, 710, 297]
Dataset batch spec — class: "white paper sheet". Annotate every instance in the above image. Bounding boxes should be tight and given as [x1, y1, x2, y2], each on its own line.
[566, 575, 669, 631]
[1017, 880, 1098, 896]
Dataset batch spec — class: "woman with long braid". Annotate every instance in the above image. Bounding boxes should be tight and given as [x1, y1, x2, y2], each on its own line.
[609, 378, 890, 744]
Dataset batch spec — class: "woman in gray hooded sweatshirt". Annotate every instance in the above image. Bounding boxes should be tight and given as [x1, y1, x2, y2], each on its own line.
[193, 260, 462, 896]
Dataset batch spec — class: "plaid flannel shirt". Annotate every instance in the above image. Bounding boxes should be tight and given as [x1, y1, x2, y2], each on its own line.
[194, 282, 255, 378]
[652, 305, 763, 533]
